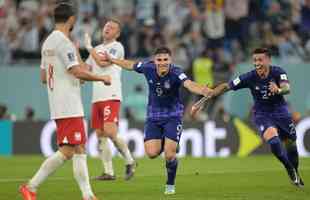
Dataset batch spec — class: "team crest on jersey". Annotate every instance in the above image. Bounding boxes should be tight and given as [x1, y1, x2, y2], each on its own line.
[164, 80, 170, 89]
[74, 132, 81, 141]
[280, 74, 287, 80]
[233, 77, 241, 86]
[67, 52, 75, 62]
[109, 48, 116, 56]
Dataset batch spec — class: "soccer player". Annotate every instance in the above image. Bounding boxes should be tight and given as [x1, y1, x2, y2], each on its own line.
[194, 48, 304, 187]
[84, 19, 135, 181]
[99, 46, 211, 194]
[19, 3, 111, 200]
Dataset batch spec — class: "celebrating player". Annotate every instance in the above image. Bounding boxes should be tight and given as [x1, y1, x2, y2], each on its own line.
[99, 46, 211, 194]
[84, 19, 136, 181]
[193, 48, 304, 187]
[19, 3, 111, 200]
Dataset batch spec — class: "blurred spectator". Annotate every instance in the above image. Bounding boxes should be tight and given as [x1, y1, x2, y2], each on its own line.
[0, 104, 10, 120]
[192, 48, 214, 87]
[224, 0, 249, 49]
[202, 0, 225, 49]
[24, 106, 35, 121]
[0, 0, 309, 64]
[277, 22, 306, 62]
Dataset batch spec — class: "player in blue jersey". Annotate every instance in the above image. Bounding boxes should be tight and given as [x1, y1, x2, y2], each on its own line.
[193, 48, 304, 187]
[102, 46, 211, 194]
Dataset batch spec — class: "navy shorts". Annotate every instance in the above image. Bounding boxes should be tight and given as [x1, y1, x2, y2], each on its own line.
[144, 118, 183, 143]
[253, 113, 296, 141]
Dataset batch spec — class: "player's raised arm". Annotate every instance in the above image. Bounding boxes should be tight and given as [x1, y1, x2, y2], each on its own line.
[183, 80, 212, 97]
[65, 42, 111, 85]
[85, 33, 111, 67]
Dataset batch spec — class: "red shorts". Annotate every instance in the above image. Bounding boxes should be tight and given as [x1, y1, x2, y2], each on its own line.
[91, 100, 120, 129]
[55, 117, 86, 145]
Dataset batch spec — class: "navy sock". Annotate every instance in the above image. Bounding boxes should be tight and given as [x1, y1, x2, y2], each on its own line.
[285, 141, 299, 170]
[166, 159, 178, 185]
[268, 136, 293, 170]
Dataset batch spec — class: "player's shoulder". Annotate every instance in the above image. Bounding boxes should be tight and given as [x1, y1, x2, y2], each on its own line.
[43, 31, 71, 49]
[137, 59, 155, 67]
[271, 65, 286, 74]
[238, 69, 256, 79]
[170, 64, 184, 74]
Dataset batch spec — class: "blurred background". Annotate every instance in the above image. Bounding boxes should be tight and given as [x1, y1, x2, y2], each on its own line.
[0, 0, 310, 157]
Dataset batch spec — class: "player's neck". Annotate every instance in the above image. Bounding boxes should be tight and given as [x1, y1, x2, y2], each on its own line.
[261, 66, 270, 79]
[103, 38, 115, 45]
[55, 24, 70, 38]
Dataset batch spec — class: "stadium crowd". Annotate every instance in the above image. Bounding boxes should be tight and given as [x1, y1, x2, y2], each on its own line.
[0, 0, 310, 121]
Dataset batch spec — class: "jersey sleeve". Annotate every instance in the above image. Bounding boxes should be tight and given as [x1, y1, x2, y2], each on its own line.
[228, 72, 252, 90]
[59, 41, 80, 70]
[276, 67, 289, 83]
[174, 67, 189, 84]
[133, 61, 147, 74]
[109, 43, 125, 59]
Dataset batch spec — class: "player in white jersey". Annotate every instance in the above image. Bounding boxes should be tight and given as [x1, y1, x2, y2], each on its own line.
[84, 19, 136, 181]
[19, 3, 110, 200]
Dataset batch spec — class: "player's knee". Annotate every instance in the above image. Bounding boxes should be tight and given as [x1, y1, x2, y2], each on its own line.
[59, 148, 75, 160]
[96, 129, 104, 137]
[263, 127, 278, 141]
[164, 151, 176, 161]
[145, 150, 160, 159]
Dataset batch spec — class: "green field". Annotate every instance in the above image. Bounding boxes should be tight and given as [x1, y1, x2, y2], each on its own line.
[0, 155, 309, 200]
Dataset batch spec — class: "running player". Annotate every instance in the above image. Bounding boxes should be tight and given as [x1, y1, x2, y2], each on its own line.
[19, 3, 110, 200]
[84, 19, 135, 181]
[194, 47, 304, 187]
[100, 46, 211, 194]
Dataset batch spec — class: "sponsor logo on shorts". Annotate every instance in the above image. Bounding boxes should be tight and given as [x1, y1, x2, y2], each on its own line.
[74, 132, 81, 141]
[62, 136, 68, 144]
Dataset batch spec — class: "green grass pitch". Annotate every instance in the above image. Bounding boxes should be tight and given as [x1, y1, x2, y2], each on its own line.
[0, 155, 309, 200]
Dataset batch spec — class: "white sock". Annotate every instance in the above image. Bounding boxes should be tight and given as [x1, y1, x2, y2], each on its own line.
[99, 137, 114, 176]
[28, 151, 66, 192]
[73, 154, 94, 199]
[113, 136, 134, 165]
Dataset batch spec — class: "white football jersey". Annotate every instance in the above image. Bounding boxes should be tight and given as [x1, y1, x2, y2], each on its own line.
[86, 41, 124, 103]
[40, 30, 84, 119]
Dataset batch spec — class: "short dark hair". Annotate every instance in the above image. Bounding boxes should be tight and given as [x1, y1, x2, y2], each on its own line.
[252, 48, 271, 57]
[54, 2, 76, 23]
[154, 47, 172, 56]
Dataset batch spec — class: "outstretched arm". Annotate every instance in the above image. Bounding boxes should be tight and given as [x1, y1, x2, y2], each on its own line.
[84, 33, 111, 67]
[109, 57, 136, 71]
[190, 82, 230, 117]
[211, 82, 231, 97]
[183, 80, 211, 96]
[268, 82, 290, 96]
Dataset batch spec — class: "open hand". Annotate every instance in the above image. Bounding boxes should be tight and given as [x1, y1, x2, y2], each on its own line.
[84, 33, 93, 51]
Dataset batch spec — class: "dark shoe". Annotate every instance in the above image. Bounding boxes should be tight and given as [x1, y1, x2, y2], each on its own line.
[297, 171, 305, 187]
[124, 162, 137, 181]
[286, 167, 299, 186]
[94, 173, 116, 181]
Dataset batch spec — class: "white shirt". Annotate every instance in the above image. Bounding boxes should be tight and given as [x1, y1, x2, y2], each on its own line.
[40, 30, 84, 119]
[86, 41, 124, 103]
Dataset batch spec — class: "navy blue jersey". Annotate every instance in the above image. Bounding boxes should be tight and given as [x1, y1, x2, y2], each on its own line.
[228, 66, 290, 113]
[133, 61, 189, 120]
